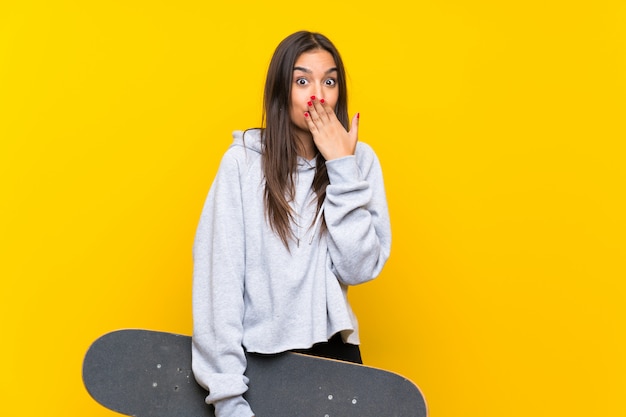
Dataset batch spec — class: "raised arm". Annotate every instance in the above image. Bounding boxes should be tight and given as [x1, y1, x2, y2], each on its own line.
[323, 143, 391, 286]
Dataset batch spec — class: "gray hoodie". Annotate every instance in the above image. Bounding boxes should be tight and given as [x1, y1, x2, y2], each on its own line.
[192, 129, 391, 417]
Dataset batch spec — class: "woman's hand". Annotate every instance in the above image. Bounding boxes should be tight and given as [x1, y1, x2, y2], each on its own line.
[304, 96, 359, 161]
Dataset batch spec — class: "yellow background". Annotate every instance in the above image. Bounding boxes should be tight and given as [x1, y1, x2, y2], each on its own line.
[1, 1, 625, 416]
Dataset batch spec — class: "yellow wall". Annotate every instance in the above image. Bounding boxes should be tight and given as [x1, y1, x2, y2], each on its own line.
[1, 1, 625, 416]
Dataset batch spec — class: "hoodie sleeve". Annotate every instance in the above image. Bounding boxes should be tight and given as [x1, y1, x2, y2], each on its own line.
[191, 149, 254, 417]
[323, 142, 391, 286]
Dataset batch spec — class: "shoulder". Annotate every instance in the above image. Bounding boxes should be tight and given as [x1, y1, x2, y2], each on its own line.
[219, 129, 263, 169]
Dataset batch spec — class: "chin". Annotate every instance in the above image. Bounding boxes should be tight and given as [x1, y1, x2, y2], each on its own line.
[290, 121, 309, 134]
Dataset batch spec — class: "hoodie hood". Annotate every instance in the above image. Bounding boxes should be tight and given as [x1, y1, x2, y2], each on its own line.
[232, 129, 263, 154]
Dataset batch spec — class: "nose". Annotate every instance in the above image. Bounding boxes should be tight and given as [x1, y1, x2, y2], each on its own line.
[312, 83, 323, 100]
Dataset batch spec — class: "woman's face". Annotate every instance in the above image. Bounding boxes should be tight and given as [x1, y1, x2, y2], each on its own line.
[289, 49, 339, 134]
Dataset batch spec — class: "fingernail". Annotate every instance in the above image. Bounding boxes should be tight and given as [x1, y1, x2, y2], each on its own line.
[310, 96, 316, 100]
[304, 112, 309, 118]
[307, 101, 312, 107]
[320, 98, 325, 104]
[357, 112, 360, 119]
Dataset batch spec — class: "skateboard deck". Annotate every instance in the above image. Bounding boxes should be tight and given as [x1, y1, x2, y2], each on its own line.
[83, 329, 427, 417]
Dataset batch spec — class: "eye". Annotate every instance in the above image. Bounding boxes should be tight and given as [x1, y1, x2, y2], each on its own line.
[295, 77, 308, 86]
[325, 78, 337, 87]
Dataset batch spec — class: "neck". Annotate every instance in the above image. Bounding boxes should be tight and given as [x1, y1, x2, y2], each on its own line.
[295, 132, 317, 160]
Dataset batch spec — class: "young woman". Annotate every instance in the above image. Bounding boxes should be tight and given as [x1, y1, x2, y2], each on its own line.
[192, 31, 391, 417]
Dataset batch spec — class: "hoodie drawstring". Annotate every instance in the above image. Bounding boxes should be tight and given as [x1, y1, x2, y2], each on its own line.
[308, 199, 325, 245]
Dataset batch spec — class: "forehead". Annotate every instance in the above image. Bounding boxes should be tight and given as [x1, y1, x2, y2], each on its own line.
[293, 49, 337, 73]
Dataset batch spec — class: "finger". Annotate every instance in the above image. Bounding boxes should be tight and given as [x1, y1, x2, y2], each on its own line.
[319, 98, 337, 121]
[350, 113, 361, 132]
[304, 111, 319, 133]
[350, 112, 360, 139]
[306, 98, 322, 123]
[310, 96, 331, 122]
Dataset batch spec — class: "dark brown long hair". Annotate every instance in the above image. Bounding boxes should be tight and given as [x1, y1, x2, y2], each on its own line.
[262, 31, 349, 247]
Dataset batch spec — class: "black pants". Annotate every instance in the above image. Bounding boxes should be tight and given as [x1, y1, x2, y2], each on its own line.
[291, 333, 363, 364]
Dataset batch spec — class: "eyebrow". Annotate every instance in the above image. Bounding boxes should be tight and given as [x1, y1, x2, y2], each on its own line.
[293, 66, 338, 75]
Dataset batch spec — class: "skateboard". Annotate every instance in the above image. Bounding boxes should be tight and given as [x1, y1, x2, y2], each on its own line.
[83, 329, 427, 417]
